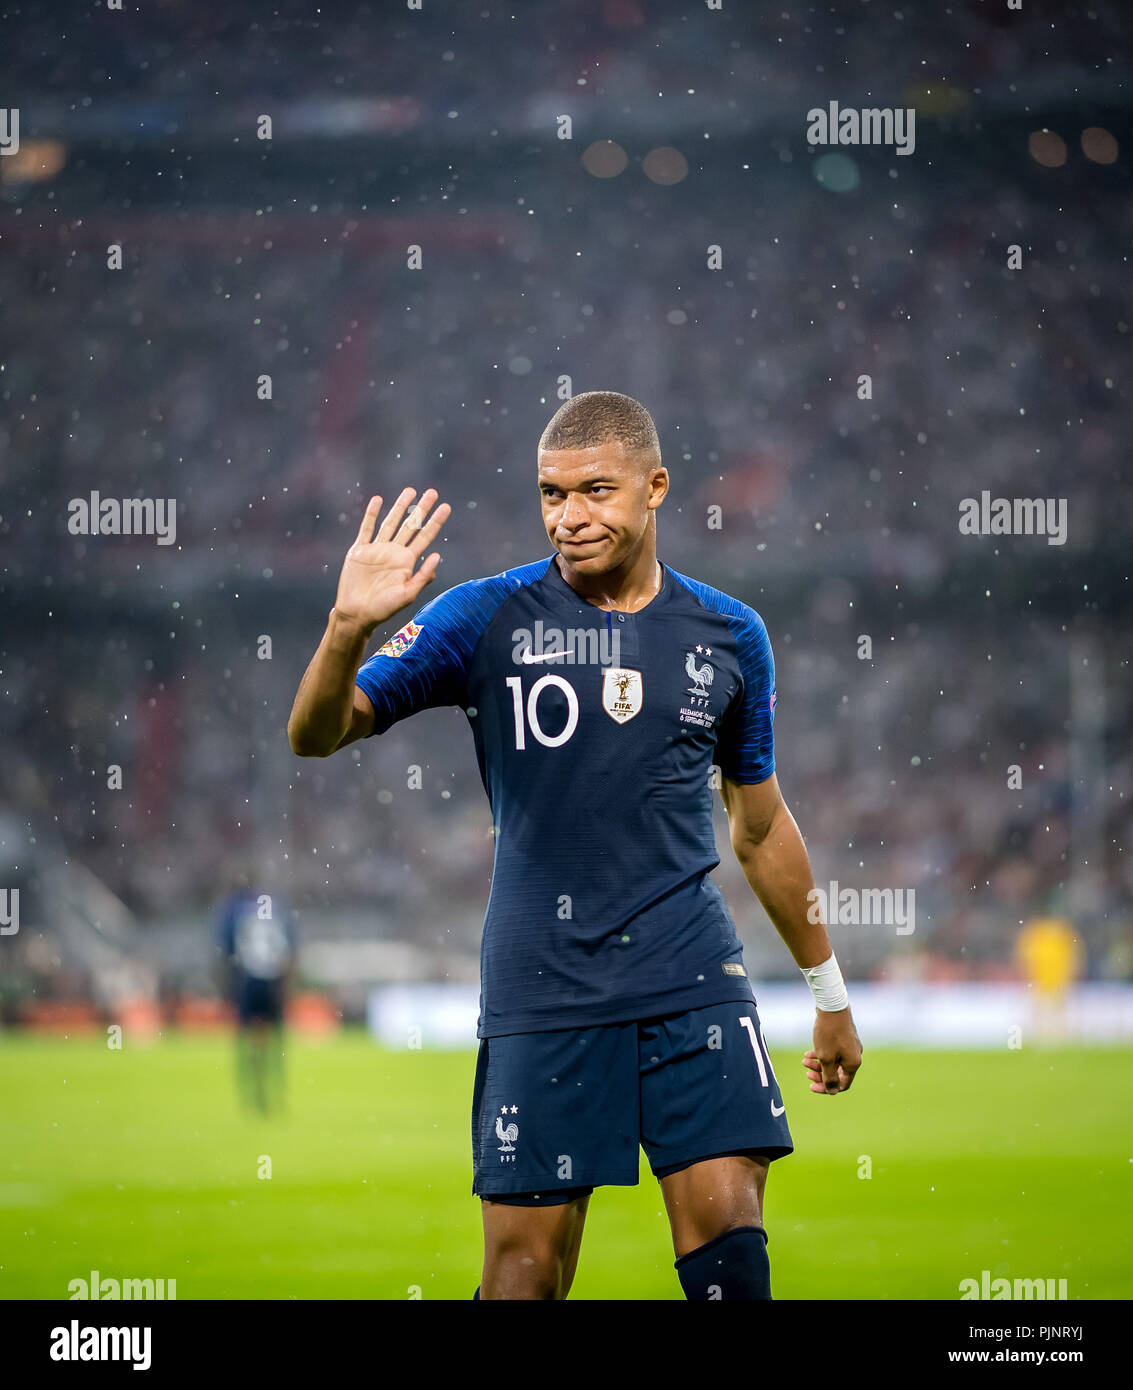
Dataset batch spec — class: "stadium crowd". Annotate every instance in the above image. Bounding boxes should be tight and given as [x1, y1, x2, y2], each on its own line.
[1, 2, 1129, 1000]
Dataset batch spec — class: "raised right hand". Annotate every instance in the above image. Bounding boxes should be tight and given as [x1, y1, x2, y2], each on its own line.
[333, 488, 451, 633]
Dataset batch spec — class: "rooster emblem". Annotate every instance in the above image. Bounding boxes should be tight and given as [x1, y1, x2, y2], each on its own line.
[685, 651, 715, 698]
[495, 1114, 518, 1153]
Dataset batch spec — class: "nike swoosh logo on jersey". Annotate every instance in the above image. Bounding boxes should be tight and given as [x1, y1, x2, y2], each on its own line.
[520, 648, 568, 663]
[771, 1099, 786, 1117]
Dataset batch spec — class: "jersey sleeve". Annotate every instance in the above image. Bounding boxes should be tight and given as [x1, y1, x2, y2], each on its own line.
[354, 584, 472, 736]
[215, 896, 237, 957]
[715, 605, 777, 784]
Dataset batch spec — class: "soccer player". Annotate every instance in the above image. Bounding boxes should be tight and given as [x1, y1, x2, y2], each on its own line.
[214, 869, 298, 1115]
[287, 391, 862, 1299]
[1014, 914, 1082, 1044]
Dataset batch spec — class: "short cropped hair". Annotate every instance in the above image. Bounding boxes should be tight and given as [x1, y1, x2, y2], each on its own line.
[538, 391, 661, 468]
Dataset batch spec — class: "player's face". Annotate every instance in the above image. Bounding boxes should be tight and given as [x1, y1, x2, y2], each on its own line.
[537, 444, 666, 573]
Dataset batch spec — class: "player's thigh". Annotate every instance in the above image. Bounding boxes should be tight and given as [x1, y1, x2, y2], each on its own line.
[481, 1192, 591, 1297]
[638, 1000, 792, 1255]
[481, 1192, 591, 1268]
[659, 1151, 769, 1259]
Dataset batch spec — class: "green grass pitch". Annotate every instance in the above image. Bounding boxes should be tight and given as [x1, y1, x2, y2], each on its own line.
[0, 1032, 1125, 1300]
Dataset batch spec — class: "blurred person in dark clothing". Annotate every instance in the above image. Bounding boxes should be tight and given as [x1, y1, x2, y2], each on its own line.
[214, 863, 298, 1115]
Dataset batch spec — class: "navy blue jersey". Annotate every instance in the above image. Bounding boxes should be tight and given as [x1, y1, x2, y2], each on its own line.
[216, 889, 297, 984]
[355, 555, 777, 1037]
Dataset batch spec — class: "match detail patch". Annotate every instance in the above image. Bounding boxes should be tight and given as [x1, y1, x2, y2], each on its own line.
[376, 621, 422, 659]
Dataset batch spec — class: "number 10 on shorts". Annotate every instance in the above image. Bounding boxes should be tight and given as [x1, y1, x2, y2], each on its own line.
[740, 1016, 786, 1117]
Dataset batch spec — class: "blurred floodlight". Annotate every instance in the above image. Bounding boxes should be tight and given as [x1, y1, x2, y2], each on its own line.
[1081, 126, 1118, 164]
[582, 139, 629, 178]
[0, 138, 67, 183]
[642, 146, 689, 185]
[1028, 129, 1067, 168]
[813, 152, 860, 193]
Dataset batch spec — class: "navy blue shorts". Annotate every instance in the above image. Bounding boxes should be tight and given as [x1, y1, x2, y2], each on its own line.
[237, 978, 284, 1024]
[471, 999, 793, 1203]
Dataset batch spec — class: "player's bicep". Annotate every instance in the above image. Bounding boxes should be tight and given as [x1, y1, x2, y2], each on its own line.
[331, 685, 375, 752]
[714, 602, 777, 785]
[719, 771, 784, 850]
[351, 590, 471, 740]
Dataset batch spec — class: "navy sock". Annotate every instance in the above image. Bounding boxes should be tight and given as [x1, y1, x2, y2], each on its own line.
[674, 1225, 771, 1301]
[472, 1286, 480, 1301]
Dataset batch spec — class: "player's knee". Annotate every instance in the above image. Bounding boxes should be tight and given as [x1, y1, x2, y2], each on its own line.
[491, 1226, 568, 1271]
[484, 1233, 569, 1299]
[484, 1256, 565, 1299]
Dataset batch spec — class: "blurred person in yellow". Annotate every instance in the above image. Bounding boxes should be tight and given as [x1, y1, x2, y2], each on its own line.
[1014, 916, 1083, 1044]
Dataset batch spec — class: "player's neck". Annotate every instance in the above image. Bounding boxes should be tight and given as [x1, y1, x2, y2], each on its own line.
[554, 547, 662, 614]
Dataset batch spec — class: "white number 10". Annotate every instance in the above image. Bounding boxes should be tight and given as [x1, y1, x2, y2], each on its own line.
[506, 675, 579, 749]
[739, 1015, 780, 1089]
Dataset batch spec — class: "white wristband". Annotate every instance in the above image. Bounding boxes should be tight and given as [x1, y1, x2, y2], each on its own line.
[801, 953, 849, 1012]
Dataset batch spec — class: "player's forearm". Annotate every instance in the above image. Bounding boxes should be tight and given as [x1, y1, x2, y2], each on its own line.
[732, 804, 833, 970]
[287, 608, 375, 756]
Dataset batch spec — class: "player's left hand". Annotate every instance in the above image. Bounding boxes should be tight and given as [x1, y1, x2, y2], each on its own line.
[803, 1009, 862, 1094]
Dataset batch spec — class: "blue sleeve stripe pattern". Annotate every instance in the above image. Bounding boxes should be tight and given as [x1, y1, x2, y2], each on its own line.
[355, 557, 552, 736]
[668, 567, 776, 785]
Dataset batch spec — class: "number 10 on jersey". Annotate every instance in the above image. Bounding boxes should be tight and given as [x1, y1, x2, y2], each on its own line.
[506, 675, 580, 749]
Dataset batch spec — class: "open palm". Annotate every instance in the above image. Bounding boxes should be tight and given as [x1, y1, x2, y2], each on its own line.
[334, 487, 451, 632]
